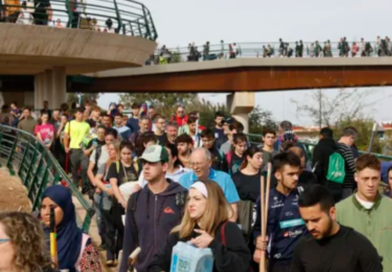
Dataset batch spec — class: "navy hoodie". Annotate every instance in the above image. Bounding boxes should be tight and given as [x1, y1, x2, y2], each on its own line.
[119, 180, 188, 272]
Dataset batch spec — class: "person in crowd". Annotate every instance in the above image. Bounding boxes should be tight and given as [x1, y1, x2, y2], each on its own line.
[55, 18, 63, 28]
[17, 107, 37, 134]
[254, 151, 306, 272]
[336, 127, 357, 200]
[232, 145, 263, 256]
[119, 145, 188, 272]
[385, 166, 392, 197]
[179, 148, 239, 221]
[261, 128, 279, 170]
[93, 141, 120, 265]
[16, 1, 33, 24]
[232, 145, 264, 202]
[35, 111, 55, 149]
[220, 120, 244, 155]
[274, 120, 292, 151]
[34, 0, 51, 25]
[9, 101, 21, 121]
[288, 146, 317, 186]
[170, 104, 188, 127]
[0, 105, 15, 127]
[226, 133, 248, 175]
[291, 184, 383, 272]
[63, 108, 91, 192]
[41, 185, 101, 271]
[185, 116, 202, 148]
[312, 127, 337, 185]
[176, 134, 193, 168]
[105, 18, 115, 33]
[113, 113, 131, 141]
[86, 107, 101, 128]
[130, 117, 149, 145]
[213, 111, 226, 148]
[336, 154, 392, 272]
[126, 102, 141, 133]
[351, 42, 359, 57]
[148, 180, 251, 272]
[153, 114, 167, 145]
[50, 109, 61, 127]
[165, 121, 178, 146]
[147, 105, 157, 130]
[54, 113, 68, 168]
[201, 128, 228, 173]
[101, 114, 112, 128]
[0, 212, 53, 272]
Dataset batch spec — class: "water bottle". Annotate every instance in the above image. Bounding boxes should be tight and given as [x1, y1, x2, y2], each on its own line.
[170, 241, 214, 272]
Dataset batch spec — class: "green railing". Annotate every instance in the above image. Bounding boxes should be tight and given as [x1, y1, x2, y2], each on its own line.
[0, 0, 158, 40]
[152, 41, 388, 64]
[0, 125, 94, 232]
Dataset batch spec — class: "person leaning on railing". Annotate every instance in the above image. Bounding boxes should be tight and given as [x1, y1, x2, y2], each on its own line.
[34, 0, 52, 25]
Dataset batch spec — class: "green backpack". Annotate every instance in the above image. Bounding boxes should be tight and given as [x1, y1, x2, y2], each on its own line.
[326, 152, 346, 183]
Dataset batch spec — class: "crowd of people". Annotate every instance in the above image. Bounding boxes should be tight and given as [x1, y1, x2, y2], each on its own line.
[0, 0, 117, 32]
[0, 100, 392, 272]
[148, 36, 392, 65]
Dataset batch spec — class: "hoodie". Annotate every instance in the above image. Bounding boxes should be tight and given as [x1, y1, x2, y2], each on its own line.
[312, 138, 337, 185]
[119, 180, 188, 272]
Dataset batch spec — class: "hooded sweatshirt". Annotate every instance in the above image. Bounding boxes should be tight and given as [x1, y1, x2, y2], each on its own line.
[312, 137, 337, 185]
[119, 180, 188, 272]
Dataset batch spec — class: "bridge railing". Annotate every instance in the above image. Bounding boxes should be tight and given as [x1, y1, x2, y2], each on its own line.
[0, 125, 94, 232]
[152, 41, 386, 64]
[0, 0, 157, 40]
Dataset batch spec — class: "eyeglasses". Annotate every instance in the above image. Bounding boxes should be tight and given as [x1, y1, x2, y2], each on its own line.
[190, 162, 207, 168]
[0, 239, 10, 245]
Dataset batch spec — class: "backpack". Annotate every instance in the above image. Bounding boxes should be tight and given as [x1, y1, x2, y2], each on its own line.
[115, 161, 139, 177]
[326, 152, 346, 183]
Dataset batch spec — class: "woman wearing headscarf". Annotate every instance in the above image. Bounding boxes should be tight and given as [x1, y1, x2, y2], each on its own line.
[147, 180, 251, 272]
[41, 185, 102, 272]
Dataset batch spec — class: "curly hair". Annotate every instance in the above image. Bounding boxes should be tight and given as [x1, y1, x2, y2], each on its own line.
[0, 212, 52, 272]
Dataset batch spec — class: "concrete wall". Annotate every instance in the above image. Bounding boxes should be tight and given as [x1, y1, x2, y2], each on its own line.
[0, 23, 157, 75]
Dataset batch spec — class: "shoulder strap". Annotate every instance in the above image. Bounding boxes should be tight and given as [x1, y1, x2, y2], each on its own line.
[133, 160, 139, 174]
[116, 161, 120, 174]
[220, 221, 229, 246]
[127, 190, 141, 246]
[226, 152, 233, 166]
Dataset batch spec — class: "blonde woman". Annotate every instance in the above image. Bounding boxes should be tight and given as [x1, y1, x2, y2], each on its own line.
[93, 141, 122, 267]
[148, 180, 251, 272]
[0, 212, 53, 272]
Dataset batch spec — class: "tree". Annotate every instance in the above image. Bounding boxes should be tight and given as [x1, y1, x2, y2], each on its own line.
[249, 105, 277, 134]
[291, 88, 372, 128]
[67, 93, 100, 107]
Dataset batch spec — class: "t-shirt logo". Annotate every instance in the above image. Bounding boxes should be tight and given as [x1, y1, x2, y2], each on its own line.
[145, 146, 156, 154]
[164, 207, 175, 214]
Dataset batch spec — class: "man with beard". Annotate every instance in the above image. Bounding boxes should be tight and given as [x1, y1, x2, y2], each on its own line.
[201, 128, 228, 173]
[213, 111, 226, 148]
[176, 134, 193, 169]
[291, 184, 382, 272]
[165, 122, 178, 148]
[253, 152, 306, 272]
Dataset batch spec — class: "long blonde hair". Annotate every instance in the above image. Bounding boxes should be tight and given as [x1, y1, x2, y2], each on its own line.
[107, 141, 120, 165]
[172, 180, 232, 238]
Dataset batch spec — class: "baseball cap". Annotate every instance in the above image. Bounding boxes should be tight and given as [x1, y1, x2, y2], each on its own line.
[139, 145, 169, 163]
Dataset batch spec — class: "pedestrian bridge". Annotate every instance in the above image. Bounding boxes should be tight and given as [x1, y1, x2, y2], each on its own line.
[74, 57, 392, 93]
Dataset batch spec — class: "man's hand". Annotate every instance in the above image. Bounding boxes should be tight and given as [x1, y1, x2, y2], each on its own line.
[190, 229, 213, 249]
[255, 236, 268, 251]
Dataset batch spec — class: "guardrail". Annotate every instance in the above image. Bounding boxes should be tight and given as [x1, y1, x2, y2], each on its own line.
[0, 0, 157, 40]
[151, 40, 389, 64]
[0, 125, 94, 232]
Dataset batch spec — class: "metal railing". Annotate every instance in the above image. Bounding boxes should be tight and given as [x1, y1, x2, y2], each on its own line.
[0, 0, 158, 40]
[150, 40, 390, 64]
[0, 125, 94, 232]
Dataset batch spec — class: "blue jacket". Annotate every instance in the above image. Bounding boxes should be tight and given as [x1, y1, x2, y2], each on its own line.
[119, 180, 188, 272]
[254, 186, 307, 264]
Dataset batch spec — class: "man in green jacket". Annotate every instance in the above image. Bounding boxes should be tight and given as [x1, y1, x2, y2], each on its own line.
[336, 153, 392, 272]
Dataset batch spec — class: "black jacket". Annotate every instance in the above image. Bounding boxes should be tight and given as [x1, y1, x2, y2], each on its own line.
[119, 180, 188, 272]
[312, 138, 337, 185]
[209, 147, 229, 173]
[147, 221, 251, 272]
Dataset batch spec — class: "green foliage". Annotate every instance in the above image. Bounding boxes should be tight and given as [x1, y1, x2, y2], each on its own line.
[249, 105, 278, 134]
[333, 118, 383, 153]
[170, 52, 183, 63]
[67, 93, 100, 107]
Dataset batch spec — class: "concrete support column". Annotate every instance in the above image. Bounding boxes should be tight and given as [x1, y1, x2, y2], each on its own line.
[227, 91, 255, 133]
[34, 67, 67, 110]
[34, 72, 45, 110]
[51, 67, 67, 109]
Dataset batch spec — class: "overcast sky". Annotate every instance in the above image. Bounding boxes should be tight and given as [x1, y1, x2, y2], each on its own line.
[99, 0, 392, 126]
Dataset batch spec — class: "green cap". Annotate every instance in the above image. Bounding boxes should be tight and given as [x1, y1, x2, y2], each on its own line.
[139, 145, 169, 163]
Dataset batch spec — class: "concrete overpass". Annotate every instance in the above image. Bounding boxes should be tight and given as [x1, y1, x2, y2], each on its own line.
[75, 57, 392, 92]
[70, 57, 392, 132]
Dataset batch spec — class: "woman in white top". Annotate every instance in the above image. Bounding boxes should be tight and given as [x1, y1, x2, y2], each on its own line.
[16, 1, 33, 25]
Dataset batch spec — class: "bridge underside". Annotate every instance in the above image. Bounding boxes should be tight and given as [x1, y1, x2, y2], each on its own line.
[72, 64, 392, 93]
